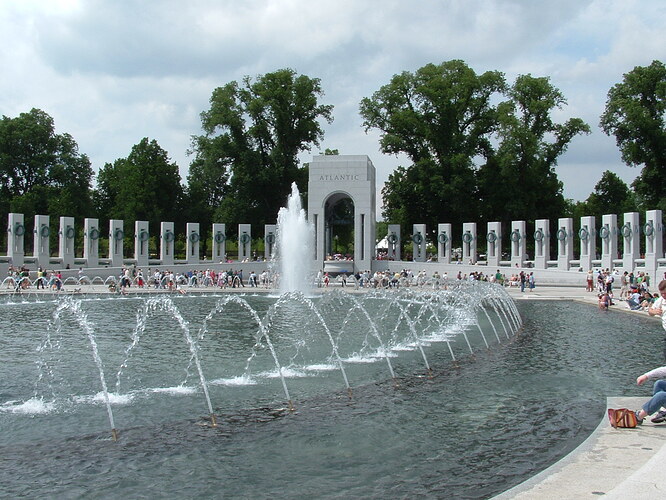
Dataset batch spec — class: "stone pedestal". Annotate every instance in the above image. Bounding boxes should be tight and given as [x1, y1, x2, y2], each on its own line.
[109, 220, 124, 267]
[462, 222, 477, 264]
[58, 216, 75, 269]
[622, 212, 639, 272]
[579, 216, 595, 271]
[212, 223, 226, 262]
[600, 214, 618, 270]
[534, 219, 550, 269]
[84, 218, 100, 268]
[510, 221, 526, 267]
[186, 223, 201, 264]
[486, 222, 501, 268]
[437, 223, 451, 264]
[160, 222, 175, 266]
[264, 224, 276, 260]
[412, 223, 426, 262]
[387, 224, 401, 261]
[134, 221, 149, 268]
[7, 213, 25, 268]
[34, 215, 50, 269]
[557, 218, 573, 270]
[644, 210, 663, 280]
[238, 224, 251, 262]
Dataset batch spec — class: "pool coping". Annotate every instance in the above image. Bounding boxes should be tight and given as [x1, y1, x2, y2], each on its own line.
[492, 397, 666, 499]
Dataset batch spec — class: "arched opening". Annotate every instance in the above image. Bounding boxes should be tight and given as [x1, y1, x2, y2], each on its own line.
[324, 193, 354, 261]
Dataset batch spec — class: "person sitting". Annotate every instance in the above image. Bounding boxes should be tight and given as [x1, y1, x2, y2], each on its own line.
[634, 366, 666, 424]
[626, 286, 642, 310]
[640, 291, 657, 311]
[598, 292, 610, 310]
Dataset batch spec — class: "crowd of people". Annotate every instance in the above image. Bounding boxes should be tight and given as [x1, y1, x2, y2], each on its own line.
[111, 267, 278, 293]
[589, 268, 658, 311]
[6, 266, 64, 291]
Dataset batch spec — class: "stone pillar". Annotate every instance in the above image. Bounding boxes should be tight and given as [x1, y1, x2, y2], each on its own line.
[387, 224, 401, 261]
[264, 224, 276, 260]
[34, 215, 50, 269]
[83, 218, 100, 268]
[600, 214, 618, 270]
[556, 218, 573, 270]
[644, 210, 663, 279]
[510, 221, 526, 267]
[412, 223, 426, 262]
[534, 219, 550, 269]
[579, 216, 595, 272]
[134, 221, 149, 268]
[7, 213, 25, 268]
[58, 216, 75, 269]
[354, 204, 375, 271]
[437, 223, 451, 264]
[186, 223, 201, 264]
[109, 220, 124, 267]
[238, 224, 251, 262]
[486, 222, 501, 268]
[160, 222, 175, 267]
[212, 223, 226, 262]
[462, 222, 477, 264]
[621, 212, 640, 272]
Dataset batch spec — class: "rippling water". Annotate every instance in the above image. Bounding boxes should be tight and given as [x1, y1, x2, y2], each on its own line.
[0, 292, 659, 499]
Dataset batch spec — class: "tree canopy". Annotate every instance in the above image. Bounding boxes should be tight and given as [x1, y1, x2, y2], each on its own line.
[360, 60, 506, 230]
[94, 137, 183, 232]
[361, 61, 589, 234]
[600, 60, 666, 211]
[188, 68, 333, 229]
[569, 170, 637, 221]
[0, 108, 94, 228]
[478, 74, 590, 222]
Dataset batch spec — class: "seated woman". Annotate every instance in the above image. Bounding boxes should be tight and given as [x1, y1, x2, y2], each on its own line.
[640, 291, 657, 311]
[634, 366, 666, 424]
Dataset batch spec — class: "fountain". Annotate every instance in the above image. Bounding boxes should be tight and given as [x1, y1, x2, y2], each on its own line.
[0, 185, 560, 498]
[276, 182, 315, 294]
[1, 292, 653, 498]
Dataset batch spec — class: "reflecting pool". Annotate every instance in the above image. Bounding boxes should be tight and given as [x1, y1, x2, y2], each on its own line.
[0, 288, 658, 499]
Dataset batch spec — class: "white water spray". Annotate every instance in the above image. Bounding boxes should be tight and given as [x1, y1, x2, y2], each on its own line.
[276, 183, 315, 294]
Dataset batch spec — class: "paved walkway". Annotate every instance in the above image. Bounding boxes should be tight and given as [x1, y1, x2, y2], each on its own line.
[493, 397, 666, 499]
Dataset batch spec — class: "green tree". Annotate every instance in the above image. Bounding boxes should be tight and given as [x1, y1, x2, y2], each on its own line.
[189, 68, 333, 228]
[600, 60, 666, 210]
[360, 60, 506, 232]
[95, 138, 184, 233]
[478, 74, 590, 222]
[0, 108, 94, 232]
[583, 170, 637, 219]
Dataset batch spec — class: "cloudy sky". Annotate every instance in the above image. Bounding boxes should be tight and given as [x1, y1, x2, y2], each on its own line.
[1, 0, 664, 212]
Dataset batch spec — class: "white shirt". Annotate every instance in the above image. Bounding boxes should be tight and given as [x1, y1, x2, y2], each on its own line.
[651, 296, 666, 331]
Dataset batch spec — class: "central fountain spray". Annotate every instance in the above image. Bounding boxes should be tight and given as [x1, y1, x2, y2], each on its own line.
[276, 183, 314, 295]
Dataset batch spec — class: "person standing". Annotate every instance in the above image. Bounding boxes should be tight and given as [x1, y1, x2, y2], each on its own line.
[619, 271, 629, 299]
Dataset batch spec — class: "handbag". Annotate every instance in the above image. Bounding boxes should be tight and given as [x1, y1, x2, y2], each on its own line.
[608, 408, 638, 428]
